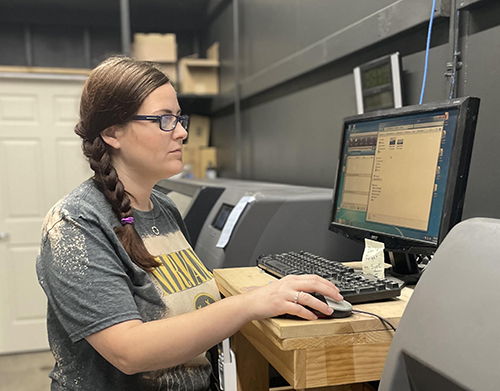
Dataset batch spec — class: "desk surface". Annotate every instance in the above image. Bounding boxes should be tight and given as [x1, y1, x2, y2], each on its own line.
[214, 267, 412, 389]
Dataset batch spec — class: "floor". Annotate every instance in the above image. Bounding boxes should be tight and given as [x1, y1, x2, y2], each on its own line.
[0, 351, 379, 391]
[0, 350, 54, 391]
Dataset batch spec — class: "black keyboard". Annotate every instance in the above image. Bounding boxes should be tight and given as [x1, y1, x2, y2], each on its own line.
[256, 251, 402, 304]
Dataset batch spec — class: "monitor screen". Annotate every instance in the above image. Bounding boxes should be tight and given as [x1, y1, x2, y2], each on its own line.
[330, 97, 480, 274]
[212, 204, 234, 230]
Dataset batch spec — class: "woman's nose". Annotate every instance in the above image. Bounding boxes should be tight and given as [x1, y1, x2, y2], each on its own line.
[173, 122, 188, 141]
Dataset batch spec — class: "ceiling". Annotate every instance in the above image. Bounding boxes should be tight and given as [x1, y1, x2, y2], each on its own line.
[0, 0, 210, 12]
[0, 0, 212, 31]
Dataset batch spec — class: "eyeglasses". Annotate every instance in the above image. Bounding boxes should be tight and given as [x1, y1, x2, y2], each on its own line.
[132, 114, 190, 132]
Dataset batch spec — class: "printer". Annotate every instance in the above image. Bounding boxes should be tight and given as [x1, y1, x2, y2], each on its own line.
[156, 178, 363, 271]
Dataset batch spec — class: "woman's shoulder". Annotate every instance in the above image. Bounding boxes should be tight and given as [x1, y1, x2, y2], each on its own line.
[151, 187, 179, 211]
[43, 179, 114, 231]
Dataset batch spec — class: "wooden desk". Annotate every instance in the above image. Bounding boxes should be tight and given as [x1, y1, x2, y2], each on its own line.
[213, 267, 412, 391]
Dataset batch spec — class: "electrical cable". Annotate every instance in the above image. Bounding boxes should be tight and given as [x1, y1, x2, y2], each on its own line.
[419, 0, 437, 105]
[352, 309, 397, 332]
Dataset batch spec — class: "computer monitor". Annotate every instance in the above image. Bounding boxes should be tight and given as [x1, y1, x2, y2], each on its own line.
[330, 97, 480, 280]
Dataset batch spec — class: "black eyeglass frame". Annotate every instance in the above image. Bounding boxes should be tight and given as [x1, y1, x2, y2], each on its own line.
[132, 114, 190, 132]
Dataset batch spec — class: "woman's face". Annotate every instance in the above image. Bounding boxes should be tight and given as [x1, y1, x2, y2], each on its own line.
[111, 83, 188, 185]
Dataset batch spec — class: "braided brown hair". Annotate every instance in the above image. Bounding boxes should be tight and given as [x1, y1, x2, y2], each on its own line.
[75, 56, 169, 271]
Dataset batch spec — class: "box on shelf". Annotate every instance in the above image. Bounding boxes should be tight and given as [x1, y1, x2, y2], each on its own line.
[157, 63, 178, 86]
[181, 145, 197, 173]
[178, 42, 219, 95]
[198, 147, 217, 178]
[186, 115, 210, 147]
[132, 33, 177, 63]
[182, 145, 217, 179]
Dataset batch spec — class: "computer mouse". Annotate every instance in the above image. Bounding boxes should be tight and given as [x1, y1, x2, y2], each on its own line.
[307, 292, 353, 318]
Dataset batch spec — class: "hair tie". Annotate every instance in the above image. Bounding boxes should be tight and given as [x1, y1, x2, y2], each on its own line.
[121, 217, 134, 225]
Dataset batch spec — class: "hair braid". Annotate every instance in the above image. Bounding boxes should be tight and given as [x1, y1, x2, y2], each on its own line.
[74, 56, 168, 271]
[85, 134, 160, 271]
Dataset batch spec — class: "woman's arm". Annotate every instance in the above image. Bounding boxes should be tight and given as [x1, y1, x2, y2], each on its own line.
[86, 274, 341, 374]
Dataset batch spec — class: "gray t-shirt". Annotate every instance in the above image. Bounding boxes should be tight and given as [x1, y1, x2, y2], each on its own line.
[36, 179, 220, 390]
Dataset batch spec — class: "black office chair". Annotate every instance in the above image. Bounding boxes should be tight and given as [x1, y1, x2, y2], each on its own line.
[379, 218, 500, 391]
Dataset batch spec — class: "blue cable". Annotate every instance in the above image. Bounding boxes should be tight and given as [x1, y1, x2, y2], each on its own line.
[419, 0, 437, 105]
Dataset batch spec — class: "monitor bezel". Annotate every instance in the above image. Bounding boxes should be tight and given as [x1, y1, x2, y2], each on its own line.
[329, 97, 480, 255]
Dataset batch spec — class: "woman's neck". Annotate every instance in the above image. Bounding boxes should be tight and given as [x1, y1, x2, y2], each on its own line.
[114, 169, 154, 211]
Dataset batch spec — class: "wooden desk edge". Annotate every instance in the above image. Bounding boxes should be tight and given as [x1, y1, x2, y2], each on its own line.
[214, 267, 411, 342]
[214, 267, 409, 389]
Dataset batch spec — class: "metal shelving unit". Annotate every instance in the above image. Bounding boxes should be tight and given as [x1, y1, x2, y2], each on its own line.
[0, 0, 215, 69]
[0, 0, 242, 172]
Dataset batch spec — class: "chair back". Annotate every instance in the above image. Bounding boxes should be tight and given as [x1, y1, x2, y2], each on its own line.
[379, 218, 500, 391]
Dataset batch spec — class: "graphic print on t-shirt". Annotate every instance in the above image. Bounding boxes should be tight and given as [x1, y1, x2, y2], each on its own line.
[194, 293, 216, 309]
[151, 248, 213, 294]
[143, 231, 220, 316]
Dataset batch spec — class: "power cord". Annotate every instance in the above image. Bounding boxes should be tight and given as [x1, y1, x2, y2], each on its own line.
[352, 309, 397, 332]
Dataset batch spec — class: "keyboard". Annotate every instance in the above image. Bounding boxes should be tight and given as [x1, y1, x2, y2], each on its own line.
[256, 251, 402, 304]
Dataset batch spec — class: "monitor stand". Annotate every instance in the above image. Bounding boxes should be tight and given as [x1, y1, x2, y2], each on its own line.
[385, 250, 425, 285]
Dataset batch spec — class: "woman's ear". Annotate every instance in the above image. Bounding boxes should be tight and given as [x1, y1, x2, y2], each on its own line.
[100, 125, 123, 150]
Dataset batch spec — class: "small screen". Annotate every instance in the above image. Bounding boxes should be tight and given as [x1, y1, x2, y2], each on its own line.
[361, 62, 392, 90]
[212, 204, 233, 230]
[362, 61, 394, 112]
[354, 53, 402, 114]
[333, 109, 458, 246]
[364, 90, 394, 112]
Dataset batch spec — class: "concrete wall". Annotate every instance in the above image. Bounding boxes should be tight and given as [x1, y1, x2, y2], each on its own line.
[207, 0, 500, 221]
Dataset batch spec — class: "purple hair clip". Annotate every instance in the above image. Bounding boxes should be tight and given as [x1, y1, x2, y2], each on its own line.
[121, 217, 134, 225]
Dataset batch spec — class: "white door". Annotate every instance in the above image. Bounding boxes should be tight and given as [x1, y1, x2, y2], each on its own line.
[0, 74, 91, 354]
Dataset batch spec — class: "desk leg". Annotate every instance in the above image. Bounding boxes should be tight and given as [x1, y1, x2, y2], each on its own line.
[232, 332, 269, 391]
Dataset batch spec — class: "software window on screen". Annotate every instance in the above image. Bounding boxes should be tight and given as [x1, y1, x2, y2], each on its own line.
[366, 123, 443, 231]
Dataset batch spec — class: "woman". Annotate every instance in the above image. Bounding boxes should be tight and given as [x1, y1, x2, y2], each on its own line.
[36, 56, 342, 391]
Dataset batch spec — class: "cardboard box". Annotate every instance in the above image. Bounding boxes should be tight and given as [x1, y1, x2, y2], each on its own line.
[178, 42, 219, 95]
[181, 145, 198, 174]
[198, 147, 217, 178]
[182, 145, 217, 179]
[186, 115, 210, 147]
[132, 33, 177, 63]
[157, 63, 178, 86]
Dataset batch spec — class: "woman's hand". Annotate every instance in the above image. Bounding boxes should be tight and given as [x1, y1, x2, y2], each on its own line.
[241, 274, 343, 321]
